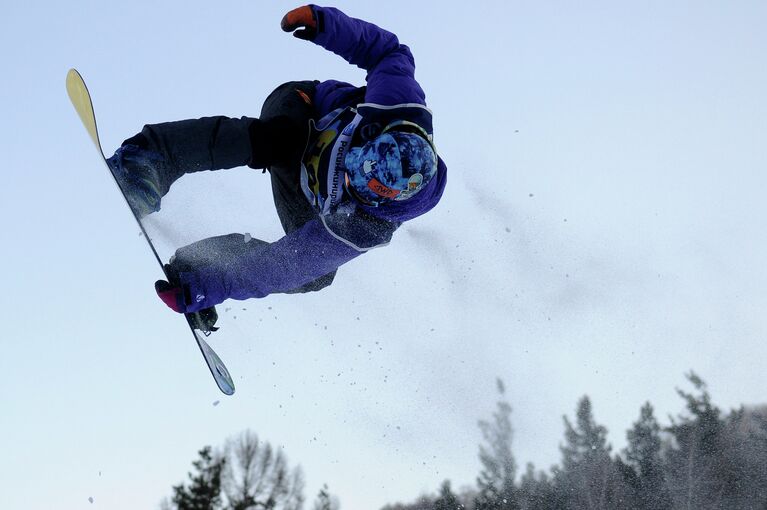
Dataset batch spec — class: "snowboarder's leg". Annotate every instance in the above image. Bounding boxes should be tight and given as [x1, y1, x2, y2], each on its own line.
[111, 111, 313, 219]
[108, 116, 255, 218]
[258, 81, 321, 232]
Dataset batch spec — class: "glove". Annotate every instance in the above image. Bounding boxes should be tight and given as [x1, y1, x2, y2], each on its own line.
[280, 6, 317, 40]
[155, 280, 187, 313]
[155, 279, 219, 332]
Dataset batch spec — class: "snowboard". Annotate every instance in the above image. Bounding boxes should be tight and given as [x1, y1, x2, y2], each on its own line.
[66, 68, 235, 396]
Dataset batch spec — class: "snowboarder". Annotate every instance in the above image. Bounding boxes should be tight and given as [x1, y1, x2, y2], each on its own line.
[108, 5, 447, 321]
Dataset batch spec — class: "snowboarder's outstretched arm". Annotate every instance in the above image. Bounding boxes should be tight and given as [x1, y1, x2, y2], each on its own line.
[283, 5, 427, 106]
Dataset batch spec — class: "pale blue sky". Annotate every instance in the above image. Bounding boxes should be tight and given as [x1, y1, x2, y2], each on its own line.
[2, 1, 767, 509]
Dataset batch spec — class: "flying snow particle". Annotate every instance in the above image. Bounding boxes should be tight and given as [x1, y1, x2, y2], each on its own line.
[213, 400, 220, 407]
[88, 497, 94, 504]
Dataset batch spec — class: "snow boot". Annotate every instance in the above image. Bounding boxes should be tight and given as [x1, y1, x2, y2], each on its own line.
[106, 144, 163, 219]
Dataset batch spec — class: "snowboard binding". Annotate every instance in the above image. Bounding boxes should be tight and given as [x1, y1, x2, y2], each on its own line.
[187, 306, 219, 335]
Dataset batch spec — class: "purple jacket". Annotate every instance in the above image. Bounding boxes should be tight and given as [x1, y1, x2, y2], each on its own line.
[178, 6, 447, 311]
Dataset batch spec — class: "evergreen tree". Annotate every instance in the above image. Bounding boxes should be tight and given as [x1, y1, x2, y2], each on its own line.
[434, 480, 461, 510]
[742, 407, 767, 506]
[517, 463, 556, 510]
[474, 379, 519, 510]
[171, 446, 226, 510]
[380, 495, 437, 510]
[720, 406, 767, 509]
[313, 484, 340, 510]
[664, 372, 733, 509]
[556, 396, 629, 510]
[623, 402, 671, 510]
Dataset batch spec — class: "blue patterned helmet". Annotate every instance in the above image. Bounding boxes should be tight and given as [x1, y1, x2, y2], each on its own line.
[344, 128, 437, 207]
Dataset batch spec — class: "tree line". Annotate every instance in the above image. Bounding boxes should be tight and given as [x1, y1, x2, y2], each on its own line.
[159, 430, 321, 510]
[161, 372, 767, 510]
[385, 373, 767, 510]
